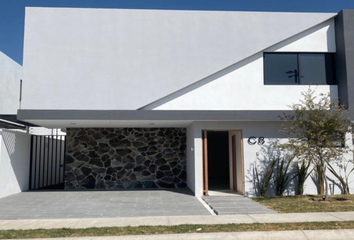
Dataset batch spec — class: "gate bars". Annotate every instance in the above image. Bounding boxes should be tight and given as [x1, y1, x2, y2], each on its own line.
[29, 135, 66, 190]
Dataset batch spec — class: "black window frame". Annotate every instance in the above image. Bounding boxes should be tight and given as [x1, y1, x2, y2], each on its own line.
[263, 52, 336, 86]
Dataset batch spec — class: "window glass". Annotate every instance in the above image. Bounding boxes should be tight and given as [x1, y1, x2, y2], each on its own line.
[299, 54, 326, 84]
[325, 54, 336, 85]
[264, 53, 336, 85]
[264, 54, 298, 84]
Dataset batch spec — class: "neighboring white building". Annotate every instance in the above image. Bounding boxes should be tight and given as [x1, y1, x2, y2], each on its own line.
[0, 51, 21, 114]
[18, 8, 354, 196]
[0, 51, 30, 199]
[0, 50, 65, 199]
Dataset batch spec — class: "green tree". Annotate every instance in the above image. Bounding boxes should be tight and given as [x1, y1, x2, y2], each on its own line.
[280, 89, 352, 195]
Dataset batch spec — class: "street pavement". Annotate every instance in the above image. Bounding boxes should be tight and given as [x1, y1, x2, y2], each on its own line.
[0, 211, 353, 230]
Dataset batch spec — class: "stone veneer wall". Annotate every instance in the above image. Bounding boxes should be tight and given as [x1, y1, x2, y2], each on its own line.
[65, 128, 187, 189]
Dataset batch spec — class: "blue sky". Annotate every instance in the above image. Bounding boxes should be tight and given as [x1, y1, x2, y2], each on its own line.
[1, 0, 354, 65]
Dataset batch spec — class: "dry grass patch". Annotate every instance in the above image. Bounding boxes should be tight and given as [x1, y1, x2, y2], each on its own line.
[1, 222, 354, 239]
[252, 194, 354, 213]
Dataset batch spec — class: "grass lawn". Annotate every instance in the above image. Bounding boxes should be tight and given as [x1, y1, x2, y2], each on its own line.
[1, 222, 354, 239]
[252, 194, 354, 213]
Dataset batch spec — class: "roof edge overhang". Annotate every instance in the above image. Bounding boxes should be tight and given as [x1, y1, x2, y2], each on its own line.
[18, 110, 293, 122]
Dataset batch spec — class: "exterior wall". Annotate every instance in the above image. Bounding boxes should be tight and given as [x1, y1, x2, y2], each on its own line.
[189, 121, 354, 197]
[334, 10, 354, 119]
[0, 130, 31, 198]
[22, 7, 335, 110]
[65, 128, 187, 189]
[186, 123, 196, 193]
[228, 131, 243, 192]
[0, 51, 22, 114]
[145, 20, 337, 110]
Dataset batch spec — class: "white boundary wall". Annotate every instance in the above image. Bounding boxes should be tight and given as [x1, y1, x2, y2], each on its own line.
[0, 130, 31, 198]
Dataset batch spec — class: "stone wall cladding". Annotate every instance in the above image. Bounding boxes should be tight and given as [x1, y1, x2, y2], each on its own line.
[65, 128, 187, 190]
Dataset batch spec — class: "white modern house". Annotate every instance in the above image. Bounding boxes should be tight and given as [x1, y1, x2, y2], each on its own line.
[17, 7, 354, 197]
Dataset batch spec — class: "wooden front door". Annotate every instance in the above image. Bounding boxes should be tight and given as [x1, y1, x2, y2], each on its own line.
[202, 130, 209, 196]
[231, 134, 237, 192]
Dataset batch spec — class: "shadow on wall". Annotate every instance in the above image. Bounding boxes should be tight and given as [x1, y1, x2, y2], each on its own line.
[325, 159, 354, 195]
[310, 162, 353, 195]
[1, 130, 31, 192]
[141, 53, 262, 109]
[247, 139, 296, 196]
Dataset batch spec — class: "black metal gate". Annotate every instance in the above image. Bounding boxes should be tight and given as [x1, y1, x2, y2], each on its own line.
[29, 135, 66, 190]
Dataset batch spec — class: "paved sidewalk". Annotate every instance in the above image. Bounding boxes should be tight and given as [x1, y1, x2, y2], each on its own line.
[203, 195, 276, 214]
[0, 212, 354, 230]
[16, 230, 354, 240]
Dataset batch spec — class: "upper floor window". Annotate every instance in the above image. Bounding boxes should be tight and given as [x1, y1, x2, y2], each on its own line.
[264, 53, 336, 85]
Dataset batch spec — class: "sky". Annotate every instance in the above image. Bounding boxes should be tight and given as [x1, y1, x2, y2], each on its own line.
[1, 0, 354, 65]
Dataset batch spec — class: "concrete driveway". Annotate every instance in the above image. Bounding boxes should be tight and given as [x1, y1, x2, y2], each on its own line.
[0, 189, 210, 219]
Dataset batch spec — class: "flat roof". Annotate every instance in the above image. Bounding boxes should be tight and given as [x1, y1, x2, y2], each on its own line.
[17, 110, 293, 128]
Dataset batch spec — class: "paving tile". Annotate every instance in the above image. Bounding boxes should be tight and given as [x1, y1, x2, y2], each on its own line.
[0, 190, 210, 219]
[203, 196, 276, 215]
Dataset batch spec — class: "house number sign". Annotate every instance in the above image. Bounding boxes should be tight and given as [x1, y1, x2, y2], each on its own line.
[248, 136, 265, 145]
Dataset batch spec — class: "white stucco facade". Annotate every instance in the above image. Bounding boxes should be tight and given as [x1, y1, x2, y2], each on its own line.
[187, 122, 354, 197]
[140, 17, 353, 198]
[21, 7, 335, 110]
[143, 20, 337, 110]
[0, 51, 22, 114]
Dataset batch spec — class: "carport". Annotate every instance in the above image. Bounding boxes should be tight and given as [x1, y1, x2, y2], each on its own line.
[0, 189, 210, 219]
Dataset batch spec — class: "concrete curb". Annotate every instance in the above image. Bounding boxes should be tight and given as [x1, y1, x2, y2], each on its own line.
[0, 212, 354, 230]
[14, 229, 354, 240]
